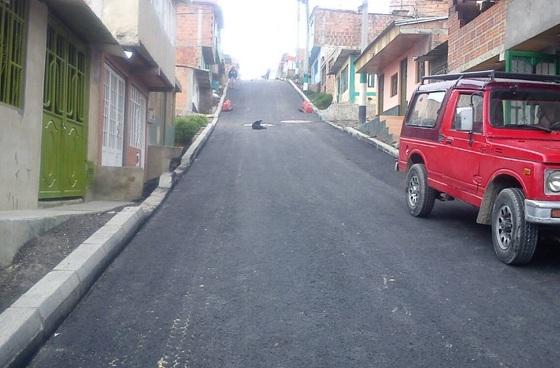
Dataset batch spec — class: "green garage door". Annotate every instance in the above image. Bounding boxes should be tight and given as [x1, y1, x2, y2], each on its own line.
[39, 20, 88, 199]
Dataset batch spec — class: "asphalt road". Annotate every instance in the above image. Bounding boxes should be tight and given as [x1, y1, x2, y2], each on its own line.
[28, 80, 560, 368]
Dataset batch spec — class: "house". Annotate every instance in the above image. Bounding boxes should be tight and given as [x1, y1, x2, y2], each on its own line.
[308, 7, 399, 95]
[355, 16, 448, 116]
[277, 53, 298, 80]
[175, 0, 224, 115]
[350, 0, 448, 144]
[0, 0, 178, 211]
[448, 0, 560, 75]
[328, 49, 377, 106]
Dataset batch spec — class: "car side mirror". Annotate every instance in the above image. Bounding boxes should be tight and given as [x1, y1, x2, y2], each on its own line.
[457, 107, 474, 132]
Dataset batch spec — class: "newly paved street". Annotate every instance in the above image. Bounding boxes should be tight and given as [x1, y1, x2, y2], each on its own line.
[29, 81, 560, 367]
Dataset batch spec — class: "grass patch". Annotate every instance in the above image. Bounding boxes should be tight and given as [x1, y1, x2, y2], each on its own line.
[304, 91, 333, 110]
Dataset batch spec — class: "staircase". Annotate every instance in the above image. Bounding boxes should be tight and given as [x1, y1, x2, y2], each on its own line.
[358, 115, 404, 147]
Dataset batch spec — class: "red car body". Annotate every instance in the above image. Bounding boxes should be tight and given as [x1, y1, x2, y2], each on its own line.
[397, 71, 560, 264]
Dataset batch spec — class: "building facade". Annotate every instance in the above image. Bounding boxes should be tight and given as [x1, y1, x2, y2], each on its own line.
[356, 17, 449, 116]
[448, 0, 560, 75]
[0, 0, 178, 211]
[175, 0, 224, 115]
[308, 7, 398, 94]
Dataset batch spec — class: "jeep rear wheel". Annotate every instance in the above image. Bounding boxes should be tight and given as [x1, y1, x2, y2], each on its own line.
[405, 164, 436, 217]
[491, 188, 538, 265]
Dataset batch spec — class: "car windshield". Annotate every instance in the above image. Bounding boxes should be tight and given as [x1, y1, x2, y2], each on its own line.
[490, 89, 560, 131]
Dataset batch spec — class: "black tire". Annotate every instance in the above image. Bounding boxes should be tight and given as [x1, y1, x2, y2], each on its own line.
[405, 164, 437, 217]
[491, 188, 538, 265]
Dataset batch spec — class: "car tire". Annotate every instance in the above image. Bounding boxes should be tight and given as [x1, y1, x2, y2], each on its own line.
[405, 164, 436, 217]
[491, 188, 538, 265]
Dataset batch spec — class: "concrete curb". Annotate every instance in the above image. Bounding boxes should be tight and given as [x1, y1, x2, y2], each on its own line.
[287, 79, 398, 159]
[0, 86, 229, 368]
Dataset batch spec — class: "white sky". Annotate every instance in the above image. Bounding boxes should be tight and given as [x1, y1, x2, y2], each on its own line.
[218, 0, 391, 79]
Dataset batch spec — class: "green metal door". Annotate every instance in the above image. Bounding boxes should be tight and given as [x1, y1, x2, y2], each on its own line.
[39, 20, 88, 199]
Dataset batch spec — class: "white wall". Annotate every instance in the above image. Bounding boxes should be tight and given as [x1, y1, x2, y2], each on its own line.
[0, 0, 48, 210]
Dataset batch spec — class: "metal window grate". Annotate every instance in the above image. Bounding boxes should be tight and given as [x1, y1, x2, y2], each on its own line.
[129, 85, 146, 158]
[0, 0, 26, 108]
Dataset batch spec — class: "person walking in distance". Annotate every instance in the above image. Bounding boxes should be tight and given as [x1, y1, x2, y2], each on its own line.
[228, 66, 238, 88]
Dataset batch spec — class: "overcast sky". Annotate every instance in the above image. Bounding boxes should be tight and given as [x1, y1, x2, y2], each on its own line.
[218, 0, 391, 78]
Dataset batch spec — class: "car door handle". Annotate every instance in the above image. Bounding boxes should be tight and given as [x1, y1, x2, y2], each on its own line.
[439, 135, 453, 144]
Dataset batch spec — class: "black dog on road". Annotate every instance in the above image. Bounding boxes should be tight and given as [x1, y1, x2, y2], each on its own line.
[252, 120, 266, 130]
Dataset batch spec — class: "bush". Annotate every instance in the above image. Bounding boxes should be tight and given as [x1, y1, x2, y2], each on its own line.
[313, 93, 333, 110]
[174, 115, 209, 146]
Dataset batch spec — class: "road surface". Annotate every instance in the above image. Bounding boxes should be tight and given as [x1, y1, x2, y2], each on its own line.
[28, 80, 560, 368]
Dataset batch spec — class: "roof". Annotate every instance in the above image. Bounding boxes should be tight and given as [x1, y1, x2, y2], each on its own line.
[355, 16, 448, 73]
[328, 48, 360, 75]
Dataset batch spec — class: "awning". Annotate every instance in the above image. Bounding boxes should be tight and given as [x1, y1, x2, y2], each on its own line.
[328, 48, 360, 75]
[355, 16, 448, 74]
[416, 41, 448, 62]
[41, 0, 124, 57]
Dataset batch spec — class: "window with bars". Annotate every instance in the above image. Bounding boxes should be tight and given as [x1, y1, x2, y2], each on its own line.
[340, 65, 348, 93]
[390, 73, 398, 97]
[129, 86, 146, 165]
[367, 74, 375, 88]
[102, 64, 125, 162]
[0, 0, 26, 108]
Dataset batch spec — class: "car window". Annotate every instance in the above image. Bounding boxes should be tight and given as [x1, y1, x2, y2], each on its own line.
[453, 94, 483, 132]
[406, 91, 445, 128]
[491, 89, 560, 131]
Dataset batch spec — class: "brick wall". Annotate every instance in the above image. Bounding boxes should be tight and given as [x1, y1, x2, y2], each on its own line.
[176, 2, 215, 68]
[389, 0, 449, 17]
[448, 0, 507, 72]
[311, 8, 398, 48]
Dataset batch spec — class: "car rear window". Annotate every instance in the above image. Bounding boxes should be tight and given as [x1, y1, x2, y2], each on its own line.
[406, 91, 446, 128]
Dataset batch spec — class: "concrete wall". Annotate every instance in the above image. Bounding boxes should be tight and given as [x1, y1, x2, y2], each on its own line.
[176, 67, 196, 114]
[505, 0, 560, 50]
[91, 166, 144, 201]
[146, 145, 182, 181]
[87, 48, 103, 170]
[0, 0, 47, 211]
[138, 0, 175, 85]
[102, 0, 175, 86]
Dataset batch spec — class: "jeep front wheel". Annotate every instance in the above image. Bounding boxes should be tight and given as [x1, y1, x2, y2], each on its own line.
[491, 188, 538, 265]
[405, 164, 436, 217]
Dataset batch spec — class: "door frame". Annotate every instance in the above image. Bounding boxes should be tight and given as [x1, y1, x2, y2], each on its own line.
[378, 73, 384, 115]
[399, 58, 408, 115]
[39, 17, 90, 199]
[101, 62, 126, 167]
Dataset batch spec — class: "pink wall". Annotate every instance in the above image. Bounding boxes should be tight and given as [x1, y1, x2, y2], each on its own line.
[379, 40, 430, 115]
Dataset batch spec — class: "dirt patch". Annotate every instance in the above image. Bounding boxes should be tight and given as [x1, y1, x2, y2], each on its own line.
[0, 208, 124, 313]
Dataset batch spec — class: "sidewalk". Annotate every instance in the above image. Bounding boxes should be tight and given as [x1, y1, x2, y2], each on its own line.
[0, 86, 229, 368]
[0, 201, 131, 269]
[287, 80, 399, 158]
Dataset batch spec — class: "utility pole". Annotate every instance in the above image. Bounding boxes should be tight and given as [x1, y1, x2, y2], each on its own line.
[303, 0, 310, 91]
[359, 0, 368, 124]
[296, 0, 301, 81]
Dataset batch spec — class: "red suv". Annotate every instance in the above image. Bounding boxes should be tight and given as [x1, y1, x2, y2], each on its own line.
[398, 71, 560, 265]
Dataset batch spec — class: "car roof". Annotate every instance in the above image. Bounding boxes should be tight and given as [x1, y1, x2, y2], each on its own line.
[418, 77, 560, 93]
